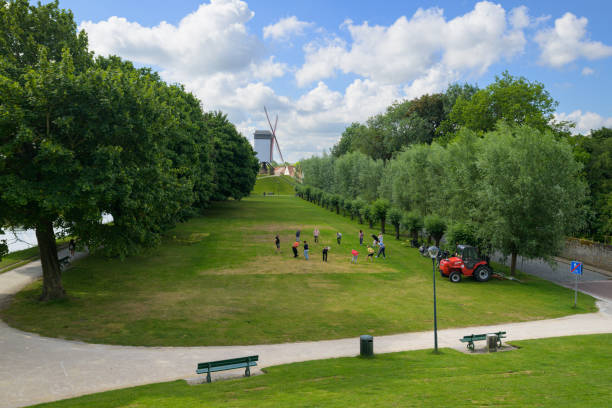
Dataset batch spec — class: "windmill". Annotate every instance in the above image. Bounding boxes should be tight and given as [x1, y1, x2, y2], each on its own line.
[264, 106, 288, 176]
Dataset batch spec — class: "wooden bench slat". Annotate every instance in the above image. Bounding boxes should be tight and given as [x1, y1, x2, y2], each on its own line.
[197, 355, 259, 370]
[197, 361, 257, 374]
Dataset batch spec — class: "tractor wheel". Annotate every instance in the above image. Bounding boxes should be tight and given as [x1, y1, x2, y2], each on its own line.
[474, 265, 492, 282]
[449, 271, 462, 283]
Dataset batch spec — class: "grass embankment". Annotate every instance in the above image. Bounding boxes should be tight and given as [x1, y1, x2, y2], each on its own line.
[2, 194, 596, 346]
[32, 334, 612, 407]
[251, 175, 295, 195]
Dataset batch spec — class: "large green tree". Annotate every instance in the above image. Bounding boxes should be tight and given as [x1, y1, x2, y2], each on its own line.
[475, 124, 586, 274]
[448, 71, 558, 135]
[0, 1, 216, 299]
[208, 112, 259, 200]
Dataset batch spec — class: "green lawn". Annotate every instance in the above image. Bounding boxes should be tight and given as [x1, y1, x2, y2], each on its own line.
[1, 195, 595, 346]
[31, 334, 612, 407]
[251, 175, 296, 195]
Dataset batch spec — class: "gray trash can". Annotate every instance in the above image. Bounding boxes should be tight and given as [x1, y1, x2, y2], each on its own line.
[360, 335, 374, 356]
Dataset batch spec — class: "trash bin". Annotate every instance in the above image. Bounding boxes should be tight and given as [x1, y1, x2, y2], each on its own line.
[487, 334, 498, 352]
[360, 335, 374, 356]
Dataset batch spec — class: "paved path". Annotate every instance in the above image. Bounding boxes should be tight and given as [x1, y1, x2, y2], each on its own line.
[493, 254, 612, 302]
[1, 256, 612, 408]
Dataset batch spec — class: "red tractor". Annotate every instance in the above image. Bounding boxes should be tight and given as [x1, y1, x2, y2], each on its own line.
[439, 245, 492, 283]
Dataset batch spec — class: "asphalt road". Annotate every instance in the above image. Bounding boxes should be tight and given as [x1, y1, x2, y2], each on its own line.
[493, 254, 612, 302]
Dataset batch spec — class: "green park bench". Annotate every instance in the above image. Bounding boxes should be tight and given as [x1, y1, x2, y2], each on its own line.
[58, 256, 70, 270]
[196, 355, 259, 383]
[460, 331, 506, 351]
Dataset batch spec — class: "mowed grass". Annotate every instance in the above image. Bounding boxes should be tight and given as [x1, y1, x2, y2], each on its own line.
[1, 195, 596, 346]
[31, 334, 612, 407]
[251, 175, 296, 195]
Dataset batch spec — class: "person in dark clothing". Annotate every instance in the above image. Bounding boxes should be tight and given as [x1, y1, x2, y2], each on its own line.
[336, 232, 342, 245]
[303, 241, 309, 260]
[322, 246, 329, 262]
[296, 229, 301, 241]
[274, 235, 280, 251]
[68, 239, 76, 258]
[359, 230, 364, 245]
[377, 241, 386, 259]
[292, 241, 299, 258]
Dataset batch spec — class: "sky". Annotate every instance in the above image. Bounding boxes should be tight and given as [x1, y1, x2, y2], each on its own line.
[48, 0, 612, 162]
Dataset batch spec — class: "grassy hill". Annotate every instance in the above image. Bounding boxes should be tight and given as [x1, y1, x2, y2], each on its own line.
[31, 334, 612, 407]
[251, 175, 296, 195]
[2, 196, 595, 346]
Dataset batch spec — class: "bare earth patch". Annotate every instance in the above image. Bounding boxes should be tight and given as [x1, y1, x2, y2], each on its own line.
[200, 255, 395, 275]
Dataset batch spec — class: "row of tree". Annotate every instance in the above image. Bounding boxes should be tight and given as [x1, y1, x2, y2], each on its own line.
[329, 72, 611, 242]
[300, 123, 586, 274]
[0, 0, 260, 300]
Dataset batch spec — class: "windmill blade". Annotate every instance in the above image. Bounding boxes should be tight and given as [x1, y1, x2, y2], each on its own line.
[264, 106, 286, 166]
[273, 115, 278, 134]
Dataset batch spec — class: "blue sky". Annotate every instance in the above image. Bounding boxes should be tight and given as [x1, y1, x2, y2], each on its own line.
[49, 0, 612, 162]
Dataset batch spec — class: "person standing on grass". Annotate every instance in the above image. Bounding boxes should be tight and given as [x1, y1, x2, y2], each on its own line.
[351, 249, 359, 263]
[68, 239, 76, 258]
[337, 232, 342, 245]
[292, 240, 299, 258]
[274, 235, 280, 252]
[367, 245, 375, 261]
[304, 241, 309, 260]
[377, 241, 386, 259]
[359, 230, 364, 245]
[314, 228, 319, 243]
[378, 232, 384, 245]
[296, 229, 301, 242]
[323, 246, 329, 262]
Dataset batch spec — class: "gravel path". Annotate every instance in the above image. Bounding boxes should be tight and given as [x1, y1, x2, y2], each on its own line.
[1, 253, 611, 408]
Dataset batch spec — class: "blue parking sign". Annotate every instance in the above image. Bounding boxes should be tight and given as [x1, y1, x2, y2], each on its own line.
[570, 261, 583, 275]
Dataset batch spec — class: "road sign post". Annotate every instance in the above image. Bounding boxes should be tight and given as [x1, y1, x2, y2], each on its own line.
[570, 261, 583, 308]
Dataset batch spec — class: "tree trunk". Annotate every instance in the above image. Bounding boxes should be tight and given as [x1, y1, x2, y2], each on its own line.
[350, 212, 354, 221]
[358, 215, 363, 224]
[36, 219, 65, 301]
[335, 205, 339, 214]
[395, 225, 400, 240]
[435, 237, 440, 247]
[380, 217, 386, 234]
[510, 252, 517, 276]
[368, 219, 373, 228]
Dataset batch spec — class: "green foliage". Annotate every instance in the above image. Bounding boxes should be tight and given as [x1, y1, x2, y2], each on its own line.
[372, 198, 390, 233]
[424, 214, 447, 247]
[568, 128, 612, 240]
[387, 207, 403, 239]
[475, 124, 586, 272]
[401, 211, 423, 241]
[352, 198, 366, 224]
[445, 222, 478, 248]
[208, 112, 259, 201]
[447, 71, 558, 135]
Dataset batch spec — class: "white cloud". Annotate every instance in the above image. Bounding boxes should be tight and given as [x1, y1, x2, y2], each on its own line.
[581, 67, 594, 76]
[263, 16, 313, 41]
[81, 0, 262, 77]
[535, 12, 612, 67]
[555, 110, 612, 134]
[296, 1, 528, 89]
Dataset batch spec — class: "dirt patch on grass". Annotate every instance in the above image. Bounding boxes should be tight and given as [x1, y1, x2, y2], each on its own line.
[200, 255, 395, 275]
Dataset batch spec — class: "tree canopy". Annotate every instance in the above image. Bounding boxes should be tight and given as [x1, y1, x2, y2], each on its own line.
[0, 0, 257, 300]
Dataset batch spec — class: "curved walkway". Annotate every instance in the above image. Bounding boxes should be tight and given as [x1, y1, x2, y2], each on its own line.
[1, 255, 611, 408]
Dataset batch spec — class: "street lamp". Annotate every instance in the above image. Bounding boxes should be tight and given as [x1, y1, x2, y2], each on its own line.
[428, 245, 439, 353]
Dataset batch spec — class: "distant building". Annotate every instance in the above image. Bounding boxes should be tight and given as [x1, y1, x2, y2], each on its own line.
[253, 130, 273, 164]
[274, 165, 301, 179]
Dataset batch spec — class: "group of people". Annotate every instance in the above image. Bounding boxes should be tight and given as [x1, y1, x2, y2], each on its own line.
[274, 228, 387, 263]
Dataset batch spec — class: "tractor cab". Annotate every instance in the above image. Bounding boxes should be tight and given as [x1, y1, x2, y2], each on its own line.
[456, 245, 480, 270]
[439, 244, 492, 283]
